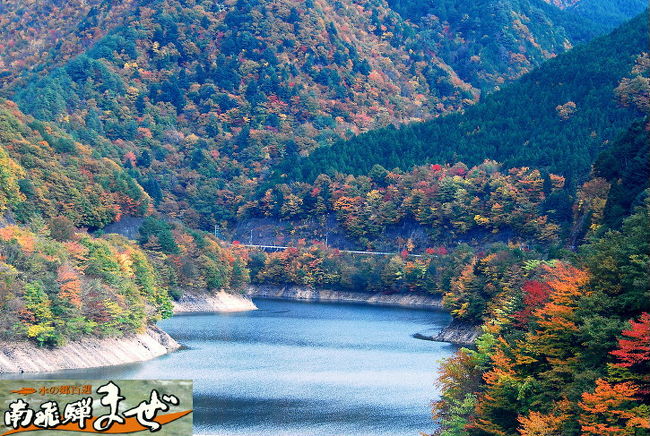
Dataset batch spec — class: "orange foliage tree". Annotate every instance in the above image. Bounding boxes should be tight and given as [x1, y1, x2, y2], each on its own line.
[57, 263, 82, 309]
[578, 379, 649, 435]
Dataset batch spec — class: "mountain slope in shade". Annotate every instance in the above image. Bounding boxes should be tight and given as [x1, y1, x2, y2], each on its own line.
[3, 0, 641, 105]
[5, 0, 645, 231]
[284, 12, 648, 186]
[543, 0, 580, 8]
[383, 0, 647, 91]
[544, 0, 647, 18]
[565, 0, 648, 29]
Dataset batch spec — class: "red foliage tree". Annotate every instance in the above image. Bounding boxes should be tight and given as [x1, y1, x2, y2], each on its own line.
[611, 313, 650, 368]
[611, 312, 650, 397]
[513, 280, 552, 327]
[57, 264, 82, 309]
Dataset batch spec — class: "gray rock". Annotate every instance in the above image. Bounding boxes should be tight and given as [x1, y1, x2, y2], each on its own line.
[244, 284, 443, 309]
[413, 320, 481, 346]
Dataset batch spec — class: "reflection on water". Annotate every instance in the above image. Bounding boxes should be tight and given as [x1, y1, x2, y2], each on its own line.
[3, 299, 455, 435]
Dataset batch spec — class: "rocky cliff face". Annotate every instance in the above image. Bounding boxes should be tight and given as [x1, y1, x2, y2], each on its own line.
[0, 326, 179, 374]
[172, 290, 257, 313]
[244, 285, 443, 309]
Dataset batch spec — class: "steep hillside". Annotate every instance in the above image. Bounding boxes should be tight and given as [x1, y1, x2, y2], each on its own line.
[2, 0, 624, 100]
[432, 120, 650, 434]
[10, 0, 478, 229]
[0, 225, 172, 346]
[240, 160, 571, 252]
[0, 100, 149, 229]
[4, 1, 645, 233]
[382, 0, 645, 92]
[543, 0, 647, 17]
[0, 104, 254, 348]
[568, 0, 647, 22]
[3, 0, 640, 104]
[0, 0, 137, 93]
[386, 0, 578, 90]
[592, 118, 649, 230]
[543, 0, 580, 8]
[552, 0, 646, 25]
[563, 0, 647, 37]
[286, 12, 648, 187]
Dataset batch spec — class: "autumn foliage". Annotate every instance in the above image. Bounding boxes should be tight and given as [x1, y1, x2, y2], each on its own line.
[610, 313, 650, 397]
[579, 379, 649, 435]
[433, 196, 650, 436]
[244, 160, 564, 245]
[611, 313, 650, 369]
[0, 225, 171, 346]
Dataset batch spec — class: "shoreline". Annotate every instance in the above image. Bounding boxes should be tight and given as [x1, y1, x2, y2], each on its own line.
[0, 287, 471, 374]
[412, 319, 482, 346]
[244, 284, 444, 309]
[0, 325, 179, 374]
[173, 290, 258, 313]
[0, 290, 258, 374]
[245, 285, 479, 346]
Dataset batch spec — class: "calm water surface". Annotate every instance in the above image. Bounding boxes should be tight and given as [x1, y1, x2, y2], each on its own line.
[6, 299, 455, 435]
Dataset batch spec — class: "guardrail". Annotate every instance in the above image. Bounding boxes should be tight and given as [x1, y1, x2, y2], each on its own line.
[234, 244, 423, 257]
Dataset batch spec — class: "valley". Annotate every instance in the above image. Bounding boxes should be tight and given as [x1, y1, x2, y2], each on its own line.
[0, 0, 648, 434]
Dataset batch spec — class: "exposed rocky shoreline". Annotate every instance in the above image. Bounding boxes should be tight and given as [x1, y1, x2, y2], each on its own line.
[244, 284, 444, 309]
[412, 320, 482, 346]
[172, 290, 257, 313]
[0, 290, 258, 375]
[0, 287, 471, 374]
[245, 285, 481, 346]
[0, 326, 179, 374]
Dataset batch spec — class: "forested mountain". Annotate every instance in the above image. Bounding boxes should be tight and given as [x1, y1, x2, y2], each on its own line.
[0, 0, 137, 92]
[286, 11, 648, 187]
[0, 100, 149, 229]
[382, 0, 647, 91]
[2, 0, 643, 232]
[385, 0, 578, 91]
[242, 161, 570, 249]
[555, 0, 647, 27]
[0, 101, 251, 346]
[2, 0, 640, 99]
[591, 118, 649, 230]
[432, 118, 650, 435]
[8, 0, 481, 230]
[0, 213, 251, 346]
[541, 0, 647, 28]
[0, 3, 648, 432]
[14, 0, 477, 130]
[541, 0, 580, 8]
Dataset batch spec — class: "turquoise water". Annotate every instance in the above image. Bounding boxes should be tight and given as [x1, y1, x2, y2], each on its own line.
[5, 299, 455, 435]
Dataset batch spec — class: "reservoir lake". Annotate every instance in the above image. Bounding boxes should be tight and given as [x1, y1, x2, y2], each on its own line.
[5, 298, 455, 435]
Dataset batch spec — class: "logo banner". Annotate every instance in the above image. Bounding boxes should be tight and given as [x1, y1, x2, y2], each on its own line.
[0, 380, 192, 435]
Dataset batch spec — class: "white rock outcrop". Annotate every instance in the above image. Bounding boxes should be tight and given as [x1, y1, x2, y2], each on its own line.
[0, 326, 179, 374]
[244, 285, 443, 309]
[172, 290, 257, 313]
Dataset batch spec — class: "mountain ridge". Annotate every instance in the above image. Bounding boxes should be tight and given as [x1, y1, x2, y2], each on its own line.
[285, 11, 648, 187]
